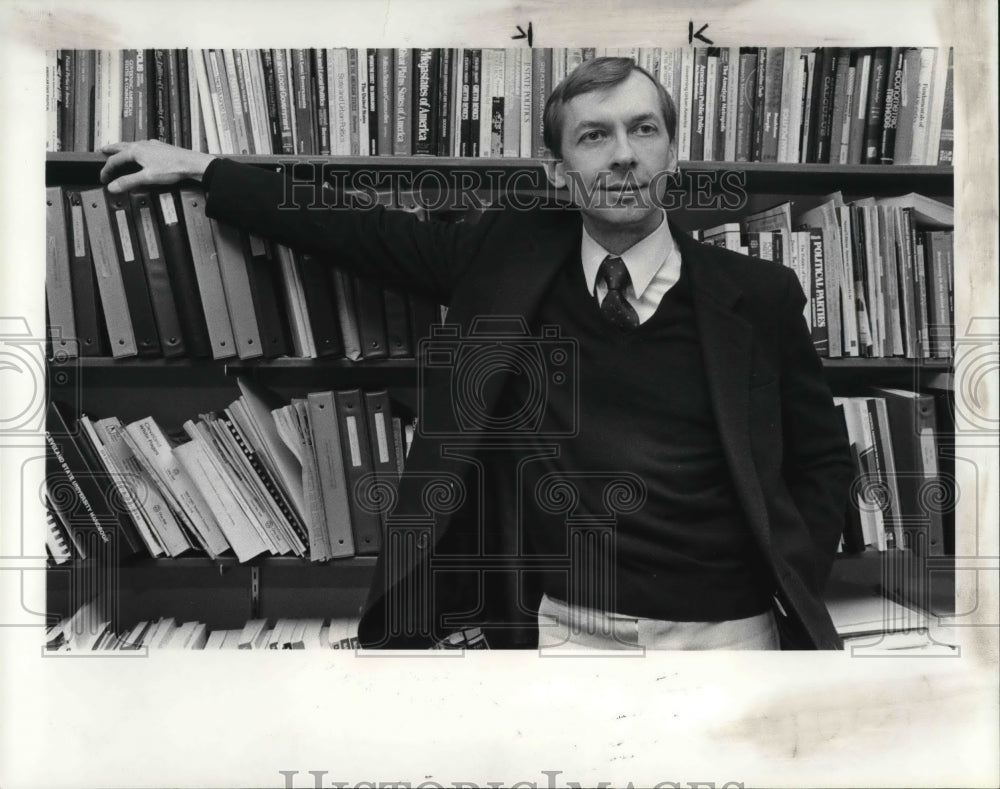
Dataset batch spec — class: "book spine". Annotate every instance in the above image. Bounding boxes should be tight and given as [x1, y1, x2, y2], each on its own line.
[690, 48, 708, 161]
[296, 250, 346, 358]
[240, 233, 290, 358]
[270, 50, 295, 154]
[237, 49, 264, 154]
[913, 231, 930, 358]
[892, 48, 921, 164]
[167, 50, 183, 146]
[348, 50, 363, 156]
[437, 48, 453, 157]
[776, 47, 795, 162]
[895, 207, 918, 357]
[46, 401, 138, 558]
[152, 50, 168, 142]
[488, 50, 505, 157]
[334, 389, 383, 555]
[191, 49, 220, 155]
[862, 48, 890, 163]
[703, 49, 718, 162]
[808, 229, 829, 355]
[714, 48, 730, 161]
[209, 218, 263, 360]
[393, 48, 411, 156]
[78, 415, 165, 558]
[258, 50, 281, 152]
[469, 48, 484, 157]
[152, 189, 211, 357]
[413, 48, 438, 156]
[346, 49, 361, 156]
[306, 392, 356, 558]
[760, 48, 783, 163]
[177, 188, 237, 358]
[74, 49, 95, 151]
[188, 49, 206, 152]
[45, 187, 77, 357]
[376, 48, 394, 155]
[312, 49, 330, 155]
[878, 48, 904, 164]
[813, 48, 839, 163]
[58, 50, 74, 152]
[530, 48, 548, 157]
[503, 48, 520, 158]
[877, 205, 904, 356]
[63, 189, 105, 356]
[326, 49, 345, 155]
[78, 188, 137, 356]
[924, 46, 950, 165]
[366, 49, 378, 155]
[678, 47, 694, 161]
[352, 273, 389, 359]
[206, 50, 236, 154]
[120, 50, 136, 143]
[846, 50, 871, 165]
[329, 267, 362, 361]
[290, 49, 315, 155]
[936, 48, 954, 164]
[734, 49, 757, 162]
[129, 191, 186, 357]
[908, 47, 936, 165]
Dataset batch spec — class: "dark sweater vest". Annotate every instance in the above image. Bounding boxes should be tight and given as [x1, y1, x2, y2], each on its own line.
[496, 248, 774, 622]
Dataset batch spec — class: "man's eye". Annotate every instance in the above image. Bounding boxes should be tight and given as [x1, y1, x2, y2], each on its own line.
[581, 130, 605, 142]
[635, 123, 657, 135]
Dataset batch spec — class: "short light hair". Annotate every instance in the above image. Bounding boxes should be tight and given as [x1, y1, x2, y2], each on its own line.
[543, 56, 678, 159]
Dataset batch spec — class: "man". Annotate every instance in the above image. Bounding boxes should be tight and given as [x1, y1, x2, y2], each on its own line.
[100, 57, 853, 650]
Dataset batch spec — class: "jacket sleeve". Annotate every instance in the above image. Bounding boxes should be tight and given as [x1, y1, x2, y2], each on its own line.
[777, 271, 855, 589]
[202, 157, 494, 305]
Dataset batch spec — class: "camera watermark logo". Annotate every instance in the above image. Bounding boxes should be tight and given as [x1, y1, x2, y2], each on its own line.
[951, 317, 999, 436]
[418, 317, 578, 438]
[0, 316, 81, 447]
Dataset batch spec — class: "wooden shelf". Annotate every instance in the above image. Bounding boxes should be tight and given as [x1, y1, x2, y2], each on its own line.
[51, 355, 954, 392]
[45, 151, 954, 175]
[46, 152, 953, 197]
[55, 355, 951, 370]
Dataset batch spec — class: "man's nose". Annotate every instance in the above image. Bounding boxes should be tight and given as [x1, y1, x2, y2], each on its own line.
[609, 132, 637, 169]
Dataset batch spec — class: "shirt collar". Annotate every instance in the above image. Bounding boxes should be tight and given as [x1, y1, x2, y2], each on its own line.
[580, 210, 679, 298]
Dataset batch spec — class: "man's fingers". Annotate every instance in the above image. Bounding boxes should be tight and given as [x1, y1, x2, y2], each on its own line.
[106, 172, 154, 194]
[100, 141, 128, 155]
[99, 147, 138, 184]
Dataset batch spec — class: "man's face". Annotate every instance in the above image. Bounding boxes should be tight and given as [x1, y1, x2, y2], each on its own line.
[548, 71, 677, 237]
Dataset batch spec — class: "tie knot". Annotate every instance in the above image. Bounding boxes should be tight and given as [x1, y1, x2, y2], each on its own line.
[598, 255, 631, 292]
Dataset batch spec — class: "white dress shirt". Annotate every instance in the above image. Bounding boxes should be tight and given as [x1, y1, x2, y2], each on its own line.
[580, 210, 683, 324]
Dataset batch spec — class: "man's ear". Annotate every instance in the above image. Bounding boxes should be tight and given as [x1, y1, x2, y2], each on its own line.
[544, 158, 567, 190]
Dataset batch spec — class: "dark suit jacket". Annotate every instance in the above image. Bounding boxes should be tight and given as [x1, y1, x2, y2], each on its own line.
[205, 158, 854, 650]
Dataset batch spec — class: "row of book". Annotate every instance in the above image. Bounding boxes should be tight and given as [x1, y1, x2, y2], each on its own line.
[695, 191, 954, 358]
[45, 46, 954, 165]
[45, 377, 950, 568]
[45, 184, 443, 360]
[46, 599, 363, 650]
[45, 598, 489, 650]
[834, 389, 948, 557]
[45, 379, 410, 565]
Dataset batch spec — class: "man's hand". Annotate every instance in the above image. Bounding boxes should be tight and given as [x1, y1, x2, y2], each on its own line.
[99, 140, 218, 194]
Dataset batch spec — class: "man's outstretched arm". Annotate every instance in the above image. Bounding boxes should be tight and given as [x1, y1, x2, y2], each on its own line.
[99, 140, 490, 304]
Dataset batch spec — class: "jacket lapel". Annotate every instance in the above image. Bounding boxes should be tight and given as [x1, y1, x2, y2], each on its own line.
[478, 206, 581, 320]
[677, 228, 773, 553]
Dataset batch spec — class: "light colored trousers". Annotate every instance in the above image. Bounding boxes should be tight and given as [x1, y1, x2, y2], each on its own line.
[537, 592, 780, 650]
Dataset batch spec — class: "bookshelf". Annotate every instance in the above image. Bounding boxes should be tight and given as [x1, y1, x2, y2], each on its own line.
[43, 45, 957, 650]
